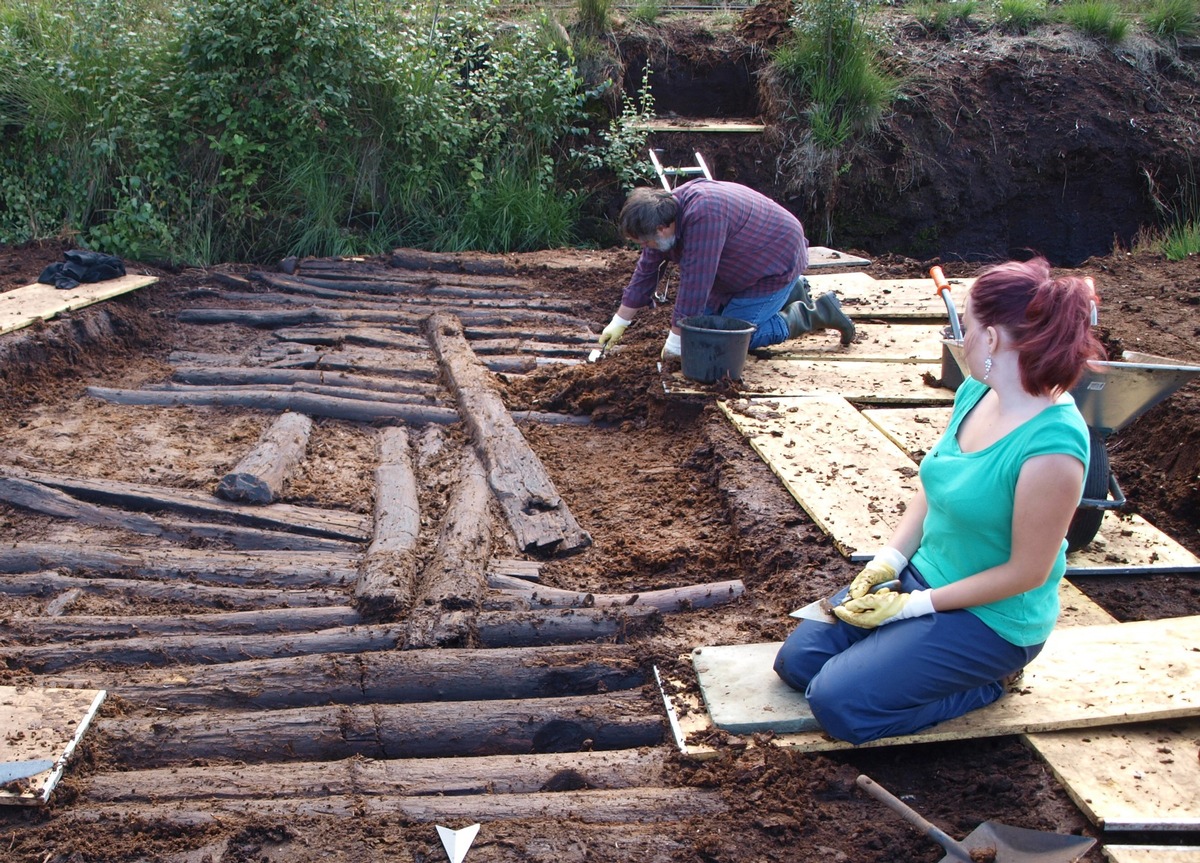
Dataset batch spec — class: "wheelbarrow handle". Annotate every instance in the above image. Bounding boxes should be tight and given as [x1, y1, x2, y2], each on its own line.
[856, 775, 974, 863]
[930, 267, 963, 341]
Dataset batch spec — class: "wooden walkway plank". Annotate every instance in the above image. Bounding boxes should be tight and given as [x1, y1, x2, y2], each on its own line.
[1027, 721, 1200, 831]
[860, 407, 1200, 574]
[0, 685, 106, 806]
[719, 395, 920, 557]
[738, 359, 954, 403]
[1104, 848, 1200, 863]
[755, 322, 944, 363]
[0, 274, 158, 336]
[684, 614, 1200, 754]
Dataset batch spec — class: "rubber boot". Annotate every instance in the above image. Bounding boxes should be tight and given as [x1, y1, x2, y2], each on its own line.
[813, 292, 856, 346]
[780, 292, 856, 345]
[784, 276, 812, 309]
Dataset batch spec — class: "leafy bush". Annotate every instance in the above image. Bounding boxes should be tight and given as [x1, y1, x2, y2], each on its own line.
[1057, 0, 1129, 42]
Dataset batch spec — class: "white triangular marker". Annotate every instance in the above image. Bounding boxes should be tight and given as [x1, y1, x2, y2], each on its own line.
[436, 824, 480, 863]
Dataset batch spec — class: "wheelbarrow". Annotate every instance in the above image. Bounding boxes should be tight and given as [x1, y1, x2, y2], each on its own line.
[931, 266, 1200, 552]
[857, 774, 1095, 863]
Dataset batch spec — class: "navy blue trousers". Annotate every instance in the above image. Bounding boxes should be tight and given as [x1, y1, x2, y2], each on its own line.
[773, 565, 1043, 745]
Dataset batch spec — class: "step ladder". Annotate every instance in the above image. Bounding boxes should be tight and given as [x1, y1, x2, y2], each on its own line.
[649, 149, 713, 191]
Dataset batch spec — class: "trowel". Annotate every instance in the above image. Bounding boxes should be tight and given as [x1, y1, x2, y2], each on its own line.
[435, 823, 480, 863]
[789, 580, 901, 624]
[0, 759, 55, 784]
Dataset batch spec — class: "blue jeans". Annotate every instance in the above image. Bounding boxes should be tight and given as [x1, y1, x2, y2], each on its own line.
[709, 276, 805, 350]
[773, 565, 1042, 745]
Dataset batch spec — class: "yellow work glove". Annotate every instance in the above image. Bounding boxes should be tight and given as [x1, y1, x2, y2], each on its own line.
[847, 547, 908, 600]
[834, 588, 935, 629]
[599, 313, 633, 349]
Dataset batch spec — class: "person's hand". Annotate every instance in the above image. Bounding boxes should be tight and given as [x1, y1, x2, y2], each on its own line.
[661, 330, 682, 361]
[599, 313, 633, 349]
[847, 547, 907, 599]
[834, 588, 934, 628]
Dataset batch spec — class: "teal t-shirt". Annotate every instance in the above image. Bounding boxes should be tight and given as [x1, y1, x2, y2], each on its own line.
[910, 376, 1090, 646]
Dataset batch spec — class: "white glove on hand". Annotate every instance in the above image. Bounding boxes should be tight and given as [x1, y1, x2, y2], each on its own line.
[599, 313, 633, 349]
[847, 546, 908, 599]
[661, 330, 682, 360]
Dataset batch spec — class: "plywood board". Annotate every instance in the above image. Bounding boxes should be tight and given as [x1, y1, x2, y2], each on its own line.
[1105, 847, 1200, 863]
[860, 407, 1200, 573]
[0, 274, 158, 336]
[807, 273, 974, 319]
[739, 359, 955, 403]
[1028, 721, 1200, 830]
[719, 396, 920, 557]
[688, 615, 1200, 753]
[807, 247, 872, 270]
[0, 685, 106, 805]
[756, 322, 944, 363]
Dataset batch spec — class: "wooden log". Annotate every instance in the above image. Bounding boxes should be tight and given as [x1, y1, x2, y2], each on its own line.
[201, 285, 577, 312]
[172, 365, 442, 398]
[81, 748, 667, 802]
[216, 411, 313, 504]
[64, 787, 722, 826]
[97, 690, 664, 767]
[0, 475, 356, 552]
[273, 325, 429, 350]
[404, 447, 494, 648]
[144, 381, 448, 409]
[414, 447, 491, 611]
[86, 386, 460, 425]
[41, 644, 644, 710]
[390, 247, 517, 276]
[488, 572, 745, 612]
[0, 607, 656, 671]
[0, 543, 358, 587]
[180, 303, 587, 329]
[0, 571, 344, 610]
[0, 606, 363, 642]
[354, 427, 421, 617]
[426, 313, 591, 554]
[0, 465, 370, 541]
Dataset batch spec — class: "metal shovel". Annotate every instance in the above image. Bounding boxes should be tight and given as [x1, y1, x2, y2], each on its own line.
[857, 775, 1095, 863]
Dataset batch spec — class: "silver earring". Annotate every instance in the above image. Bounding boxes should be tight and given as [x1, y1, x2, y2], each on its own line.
[983, 354, 993, 382]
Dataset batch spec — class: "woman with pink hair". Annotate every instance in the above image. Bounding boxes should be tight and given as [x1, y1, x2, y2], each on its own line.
[774, 257, 1105, 744]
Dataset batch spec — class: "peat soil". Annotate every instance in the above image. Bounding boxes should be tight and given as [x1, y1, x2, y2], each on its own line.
[0, 238, 1197, 862]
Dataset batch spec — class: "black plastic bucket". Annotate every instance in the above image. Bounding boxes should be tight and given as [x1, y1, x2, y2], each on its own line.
[679, 315, 756, 383]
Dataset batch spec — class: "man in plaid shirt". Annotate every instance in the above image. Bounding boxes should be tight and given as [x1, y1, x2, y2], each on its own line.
[597, 180, 855, 360]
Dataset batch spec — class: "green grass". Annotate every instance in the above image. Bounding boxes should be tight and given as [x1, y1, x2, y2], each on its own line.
[910, 0, 980, 35]
[1057, 0, 1130, 42]
[995, 0, 1051, 33]
[1143, 0, 1200, 39]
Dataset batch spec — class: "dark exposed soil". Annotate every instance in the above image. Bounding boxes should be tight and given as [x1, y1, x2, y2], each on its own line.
[2, 9, 1200, 863]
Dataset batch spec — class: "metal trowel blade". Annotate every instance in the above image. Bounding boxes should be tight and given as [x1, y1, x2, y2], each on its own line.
[789, 598, 837, 624]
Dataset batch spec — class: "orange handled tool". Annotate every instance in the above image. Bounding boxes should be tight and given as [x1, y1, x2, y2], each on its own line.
[930, 265, 963, 340]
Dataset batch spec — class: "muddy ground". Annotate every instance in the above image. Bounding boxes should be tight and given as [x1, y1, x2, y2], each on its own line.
[0, 236, 1197, 862]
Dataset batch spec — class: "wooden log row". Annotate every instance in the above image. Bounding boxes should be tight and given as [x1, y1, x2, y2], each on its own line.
[216, 411, 313, 504]
[276, 324, 592, 358]
[180, 303, 588, 329]
[0, 543, 359, 588]
[95, 690, 664, 768]
[62, 787, 724, 827]
[86, 386, 460, 425]
[37, 644, 643, 710]
[80, 748, 666, 802]
[0, 465, 370, 541]
[0, 476, 358, 552]
[0, 571, 345, 610]
[0, 605, 364, 642]
[0, 607, 660, 671]
[489, 572, 745, 612]
[191, 284, 577, 312]
[171, 365, 443, 398]
[427, 312, 591, 555]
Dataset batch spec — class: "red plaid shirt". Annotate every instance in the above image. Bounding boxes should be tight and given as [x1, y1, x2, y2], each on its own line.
[620, 180, 809, 325]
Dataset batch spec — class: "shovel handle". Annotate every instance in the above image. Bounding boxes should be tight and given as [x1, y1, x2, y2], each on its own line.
[929, 267, 963, 341]
[856, 775, 974, 863]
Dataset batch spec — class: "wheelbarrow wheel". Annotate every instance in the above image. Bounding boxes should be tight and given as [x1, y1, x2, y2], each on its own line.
[1065, 429, 1109, 554]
